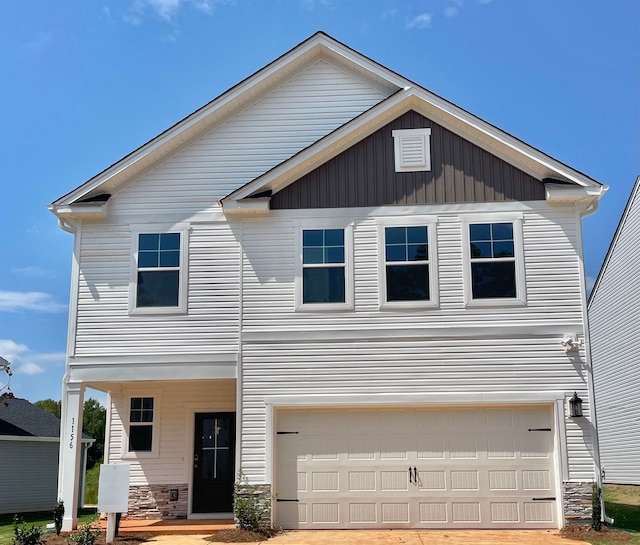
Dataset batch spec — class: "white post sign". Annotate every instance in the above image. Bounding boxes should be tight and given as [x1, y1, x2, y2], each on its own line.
[98, 464, 130, 543]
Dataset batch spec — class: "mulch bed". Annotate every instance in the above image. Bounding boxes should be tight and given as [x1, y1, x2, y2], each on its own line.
[40, 532, 153, 544]
[560, 524, 635, 543]
[205, 528, 280, 543]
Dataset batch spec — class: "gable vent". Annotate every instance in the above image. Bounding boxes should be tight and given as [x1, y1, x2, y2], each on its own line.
[392, 128, 432, 172]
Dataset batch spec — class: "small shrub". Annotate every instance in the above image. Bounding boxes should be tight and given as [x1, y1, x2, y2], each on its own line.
[12, 515, 45, 545]
[592, 481, 603, 531]
[233, 471, 271, 532]
[54, 499, 65, 535]
[67, 522, 102, 545]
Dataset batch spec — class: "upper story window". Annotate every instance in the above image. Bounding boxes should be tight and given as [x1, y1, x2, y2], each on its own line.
[378, 217, 439, 309]
[463, 217, 526, 306]
[302, 229, 345, 304]
[129, 226, 189, 315]
[385, 226, 429, 301]
[128, 396, 154, 452]
[296, 225, 354, 311]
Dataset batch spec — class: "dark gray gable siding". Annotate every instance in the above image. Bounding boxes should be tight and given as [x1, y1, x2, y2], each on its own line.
[271, 110, 545, 209]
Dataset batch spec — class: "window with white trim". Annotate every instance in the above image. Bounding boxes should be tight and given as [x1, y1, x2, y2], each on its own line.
[463, 218, 526, 306]
[128, 397, 154, 452]
[302, 229, 345, 304]
[130, 226, 189, 314]
[296, 225, 354, 310]
[379, 217, 439, 309]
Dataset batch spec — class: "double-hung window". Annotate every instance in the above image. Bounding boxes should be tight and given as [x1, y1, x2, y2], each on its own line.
[297, 225, 353, 310]
[463, 217, 526, 306]
[128, 397, 154, 453]
[130, 226, 189, 314]
[379, 218, 438, 308]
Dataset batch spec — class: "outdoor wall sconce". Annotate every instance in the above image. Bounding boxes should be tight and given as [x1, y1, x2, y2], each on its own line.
[561, 335, 582, 353]
[569, 392, 583, 417]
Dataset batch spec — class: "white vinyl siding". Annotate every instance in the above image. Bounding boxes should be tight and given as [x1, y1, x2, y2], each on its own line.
[74, 223, 240, 357]
[107, 380, 235, 485]
[108, 60, 390, 217]
[239, 203, 594, 485]
[589, 177, 640, 485]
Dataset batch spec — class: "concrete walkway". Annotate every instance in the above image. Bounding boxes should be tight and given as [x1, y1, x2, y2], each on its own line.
[146, 529, 589, 545]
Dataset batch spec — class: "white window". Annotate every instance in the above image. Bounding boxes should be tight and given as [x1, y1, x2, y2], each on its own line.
[378, 217, 439, 309]
[122, 392, 161, 458]
[129, 225, 189, 314]
[296, 224, 354, 311]
[392, 128, 432, 172]
[462, 215, 526, 306]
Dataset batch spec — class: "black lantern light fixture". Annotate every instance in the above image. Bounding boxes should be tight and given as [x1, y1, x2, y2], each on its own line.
[569, 392, 583, 417]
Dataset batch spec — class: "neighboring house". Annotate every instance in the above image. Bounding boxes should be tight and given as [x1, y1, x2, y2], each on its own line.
[588, 175, 640, 486]
[49, 32, 607, 531]
[0, 398, 94, 514]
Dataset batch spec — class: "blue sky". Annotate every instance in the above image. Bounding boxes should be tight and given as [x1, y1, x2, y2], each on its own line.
[1, 0, 638, 404]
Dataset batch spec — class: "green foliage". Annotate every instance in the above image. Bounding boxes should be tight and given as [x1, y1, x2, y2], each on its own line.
[67, 522, 101, 545]
[81, 399, 105, 469]
[34, 399, 61, 419]
[233, 471, 271, 532]
[592, 482, 603, 531]
[35, 398, 106, 470]
[84, 463, 101, 506]
[11, 516, 44, 545]
[53, 500, 64, 536]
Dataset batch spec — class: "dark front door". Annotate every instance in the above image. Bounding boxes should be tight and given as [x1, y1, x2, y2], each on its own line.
[192, 412, 236, 513]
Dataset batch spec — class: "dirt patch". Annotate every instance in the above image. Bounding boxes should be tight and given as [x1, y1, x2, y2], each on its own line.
[205, 528, 280, 543]
[41, 531, 153, 544]
[560, 524, 635, 543]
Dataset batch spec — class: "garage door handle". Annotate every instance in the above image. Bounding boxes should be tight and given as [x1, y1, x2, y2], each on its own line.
[531, 497, 556, 501]
[409, 467, 417, 484]
[409, 467, 412, 483]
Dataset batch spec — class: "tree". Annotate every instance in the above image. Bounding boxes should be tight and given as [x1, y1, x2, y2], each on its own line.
[36, 397, 106, 469]
[82, 398, 106, 468]
[0, 357, 12, 406]
[34, 398, 61, 418]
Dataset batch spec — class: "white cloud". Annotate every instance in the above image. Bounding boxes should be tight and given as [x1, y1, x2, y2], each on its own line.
[11, 266, 54, 279]
[444, 6, 459, 17]
[407, 13, 432, 29]
[18, 33, 54, 58]
[0, 340, 58, 377]
[122, 0, 229, 24]
[0, 291, 67, 313]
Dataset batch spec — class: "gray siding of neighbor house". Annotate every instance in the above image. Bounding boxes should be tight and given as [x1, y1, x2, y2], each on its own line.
[589, 176, 640, 485]
[271, 110, 545, 209]
[0, 441, 59, 513]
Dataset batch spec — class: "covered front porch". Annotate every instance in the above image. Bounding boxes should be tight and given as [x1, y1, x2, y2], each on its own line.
[59, 376, 238, 531]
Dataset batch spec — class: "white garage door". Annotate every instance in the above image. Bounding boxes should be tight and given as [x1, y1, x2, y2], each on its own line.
[275, 405, 558, 529]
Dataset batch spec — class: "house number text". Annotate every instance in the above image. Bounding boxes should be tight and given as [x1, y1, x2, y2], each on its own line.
[69, 417, 75, 449]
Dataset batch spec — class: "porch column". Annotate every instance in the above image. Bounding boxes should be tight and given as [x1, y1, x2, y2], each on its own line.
[58, 381, 85, 531]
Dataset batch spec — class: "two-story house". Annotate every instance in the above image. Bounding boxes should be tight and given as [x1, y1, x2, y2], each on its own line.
[50, 32, 606, 531]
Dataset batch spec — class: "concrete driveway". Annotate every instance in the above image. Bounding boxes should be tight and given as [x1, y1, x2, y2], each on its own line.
[147, 529, 588, 545]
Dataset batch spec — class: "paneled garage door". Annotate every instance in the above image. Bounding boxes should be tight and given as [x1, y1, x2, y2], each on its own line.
[275, 406, 557, 529]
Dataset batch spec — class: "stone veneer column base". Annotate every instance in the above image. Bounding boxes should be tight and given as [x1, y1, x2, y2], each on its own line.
[235, 484, 272, 528]
[125, 484, 188, 520]
[563, 482, 593, 525]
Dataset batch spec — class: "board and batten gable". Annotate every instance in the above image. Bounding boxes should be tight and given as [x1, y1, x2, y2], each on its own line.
[106, 60, 392, 219]
[271, 110, 545, 209]
[589, 176, 640, 485]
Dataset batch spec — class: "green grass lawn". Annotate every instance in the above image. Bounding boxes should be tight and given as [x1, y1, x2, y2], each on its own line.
[0, 509, 97, 545]
[604, 484, 640, 532]
[84, 463, 100, 506]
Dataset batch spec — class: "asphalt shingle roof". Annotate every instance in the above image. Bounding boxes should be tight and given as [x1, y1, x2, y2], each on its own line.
[0, 397, 92, 440]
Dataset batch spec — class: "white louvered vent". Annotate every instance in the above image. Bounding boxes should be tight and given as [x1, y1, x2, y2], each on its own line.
[392, 128, 432, 172]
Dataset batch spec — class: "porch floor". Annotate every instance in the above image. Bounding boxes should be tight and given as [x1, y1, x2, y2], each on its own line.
[99, 518, 235, 535]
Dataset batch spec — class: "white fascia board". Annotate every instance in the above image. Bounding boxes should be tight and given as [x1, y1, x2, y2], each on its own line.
[221, 197, 271, 215]
[49, 202, 108, 220]
[51, 34, 404, 207]
[545, 183, 608, 203]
